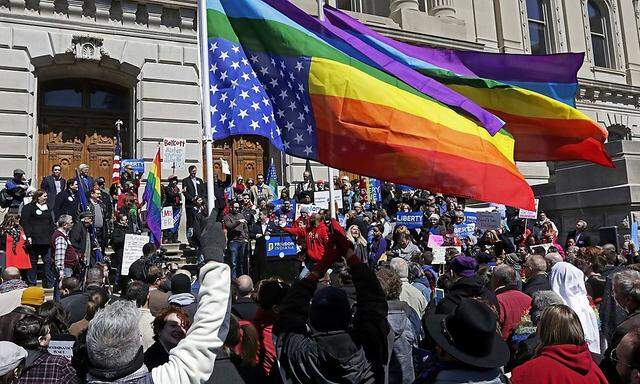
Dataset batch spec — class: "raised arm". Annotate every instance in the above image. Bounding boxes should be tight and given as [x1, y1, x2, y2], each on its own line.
[151, 211, 231, 384]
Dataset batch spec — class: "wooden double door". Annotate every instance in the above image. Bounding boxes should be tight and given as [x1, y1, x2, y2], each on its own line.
[210, 136, 269, 182]
[37, 79, 130, 183]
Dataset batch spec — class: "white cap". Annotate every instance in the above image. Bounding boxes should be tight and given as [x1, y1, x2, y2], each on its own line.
[0, 341, 27, 375]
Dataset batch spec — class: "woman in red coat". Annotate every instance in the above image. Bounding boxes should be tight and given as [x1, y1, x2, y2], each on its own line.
[511, 304, 607, 384]
[1, 214, 31, 270]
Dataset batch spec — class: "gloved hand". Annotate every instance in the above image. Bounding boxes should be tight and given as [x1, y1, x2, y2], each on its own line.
[199, 208, 226, 263]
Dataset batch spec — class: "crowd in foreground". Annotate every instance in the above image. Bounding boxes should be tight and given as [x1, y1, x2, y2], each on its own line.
[0, 164, 639, 383]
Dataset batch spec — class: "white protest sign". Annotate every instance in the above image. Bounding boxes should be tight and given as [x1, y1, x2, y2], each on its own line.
[518, 199, 540, 219]
[220, 158, 231, 175]
[476, 211, 502, 231]
[314, 191, 330, 209]
[161, 207, 174, 230]
[48, 340, 75, 360]
[333, 189, 343, 209]
[295, 204, 321, 218]
[162, 138, 186, 170]
[432, 246, 461, 264]
[121, 234, 149, 275]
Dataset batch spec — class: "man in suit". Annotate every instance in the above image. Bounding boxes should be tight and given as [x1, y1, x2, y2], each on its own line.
[40, 164, 65, 209]
[74, 163, 95, 191]
[54, 179, 79, 220]
[566, 219, 591, 248]
[295, 170, 314, 202]
[249, 174, 274, 206]
[182, 166, 206, 242]
[250, 211, 277, 239]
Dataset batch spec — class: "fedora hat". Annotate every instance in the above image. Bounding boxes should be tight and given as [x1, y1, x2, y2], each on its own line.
[425, 298, 509, 369]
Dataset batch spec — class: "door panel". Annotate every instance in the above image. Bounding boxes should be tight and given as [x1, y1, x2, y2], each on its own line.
[208, 135, 268, 184]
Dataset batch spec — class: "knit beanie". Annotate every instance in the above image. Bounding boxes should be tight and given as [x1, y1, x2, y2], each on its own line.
[309, 287, 351, 332]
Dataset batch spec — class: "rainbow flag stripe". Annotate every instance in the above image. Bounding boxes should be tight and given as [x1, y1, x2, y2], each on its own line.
[323, 6, 612, 167]
[206, 0, 535, 209]
[143, 148, 162, 246]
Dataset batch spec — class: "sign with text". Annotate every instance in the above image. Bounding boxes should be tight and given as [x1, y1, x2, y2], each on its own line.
[427, 234, 444, 249]
[313, 190, 344, 210]
[432, 246, 461, 264]
[162, 138, 186, 169]
[295, 204, 321, 218]
[518, 199, 540, 219]
[122, 159, 145, 175]
[454, 223, 475, 238]
[161, 207, 174, 230]
[396, 212, 423, 229]
[476, 211, 502, 231]
[48, 340, 75, 360]
[121, 234, 149, 275]
[463, 210, 477, 224]
[265, 235, 298, 258]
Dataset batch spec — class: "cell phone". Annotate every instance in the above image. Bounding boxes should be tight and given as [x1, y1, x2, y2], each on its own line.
[434, 288, 445, 304]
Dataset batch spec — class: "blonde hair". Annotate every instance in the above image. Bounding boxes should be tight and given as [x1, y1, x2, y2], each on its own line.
[537, 304, 585, 347]
[346, 225, 367, 247]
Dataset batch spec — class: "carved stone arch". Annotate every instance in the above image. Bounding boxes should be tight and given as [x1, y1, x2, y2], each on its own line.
[581, 0, 623, 69]
[606, 124, 631, 142]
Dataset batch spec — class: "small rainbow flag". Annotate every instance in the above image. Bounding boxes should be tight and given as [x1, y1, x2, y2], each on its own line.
[143, 148, 162, 247]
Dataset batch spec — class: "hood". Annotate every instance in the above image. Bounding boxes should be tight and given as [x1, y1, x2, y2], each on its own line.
[538, 344, 593, 375]
[314, 332, 371, 381]
[168, 292, 195, 306]
[450, 276, 486, 296]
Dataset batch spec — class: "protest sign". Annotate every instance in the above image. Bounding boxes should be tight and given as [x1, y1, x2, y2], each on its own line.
[632, 220, 639, 248]
[265, 235, 298, 258]
[427, 234, 444, 248]
[333, 189, 343, 209]
[530, 243, 554, 254]
[432, 246, 461, 264]
[295, 204, 321, 218]
[314, 191, 330, 209]
[396, 212, 423, 229]
[48, 340, 75, 360]
[463, 210, 478, 224]
[518, 199, 540, 219]
[476, 211, 502, 231]
[368, 179, 381, 203]
[122, 159, 144, 174]
[220, 158, 231, 175]
[121, 234, 149, 275]
[162, 138, 186, 170]
[161, 207, 174, 230]
[454, 223, 475, 238]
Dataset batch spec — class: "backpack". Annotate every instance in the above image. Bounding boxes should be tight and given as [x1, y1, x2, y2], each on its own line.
[0, 188, 13, 208]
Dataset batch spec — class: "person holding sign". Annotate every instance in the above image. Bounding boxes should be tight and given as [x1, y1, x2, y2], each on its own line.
[162, 176, 182, 244]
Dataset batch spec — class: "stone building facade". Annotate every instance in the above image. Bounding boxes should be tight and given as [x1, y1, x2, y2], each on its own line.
[1, 0, 640, 242]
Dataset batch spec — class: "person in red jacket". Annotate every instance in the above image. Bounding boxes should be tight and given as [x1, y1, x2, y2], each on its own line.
[491, 264, 532, 340]
[511, 304, 608, 384]
[281, 212, 330, 265]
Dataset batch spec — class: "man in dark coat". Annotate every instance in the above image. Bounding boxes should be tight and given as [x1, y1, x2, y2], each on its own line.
[522, 254, 551, 297]
[600, 269, 640, 384]
[182, 165, 206, 243]
[565, 219, 591, 248]
[53, 179, 79, 220]
[40, 164, 65, 210]
[60, 268, 106, 324]
[274, 222, 391, 384]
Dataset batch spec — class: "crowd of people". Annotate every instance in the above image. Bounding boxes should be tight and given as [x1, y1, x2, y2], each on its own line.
[0, 163, 639, 383]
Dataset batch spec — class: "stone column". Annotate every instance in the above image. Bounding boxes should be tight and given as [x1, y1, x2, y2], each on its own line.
[429, 0, 455, 17]
[390, 0, 419, 16]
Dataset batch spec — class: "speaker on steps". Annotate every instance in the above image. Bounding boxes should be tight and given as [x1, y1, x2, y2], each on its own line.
[252, 233, 301, 284]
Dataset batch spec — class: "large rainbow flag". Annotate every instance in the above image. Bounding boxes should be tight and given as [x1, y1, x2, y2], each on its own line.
[143, 148, 162, 247]
[204, 0, 535, 209]
[323, 6, 612, 167]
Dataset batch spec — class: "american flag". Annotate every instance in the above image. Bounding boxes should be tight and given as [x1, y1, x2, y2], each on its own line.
[111, 131, 122, 185]
[208, 39, 317, 160]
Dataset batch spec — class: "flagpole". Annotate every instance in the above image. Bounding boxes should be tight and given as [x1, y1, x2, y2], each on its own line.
[198, 0, 216, 212]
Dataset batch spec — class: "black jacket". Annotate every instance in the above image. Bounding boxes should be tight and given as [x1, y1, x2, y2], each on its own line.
[436, 275, 499, 315]
[566, 230, 591, 248]
[20, 202, 54, 245]
[601, 309, 640, 384]
[54, 190, 79, 220]
[69, 221, 91, 259]
[144, 341, 169, 371]
[232, 297, 259, 322]
[182, 176, 206, 208]
[41, 175, 66, 209]
[274, 263, 390, 384]
[522, 273, 551, 297]
[205, 353, 264, 383]
[249, 221, 278, 239]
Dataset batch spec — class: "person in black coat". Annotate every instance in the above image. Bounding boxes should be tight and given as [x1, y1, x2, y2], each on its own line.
[274, 225, 390, 384]
[20, 189, 55, 287]
[522, 254, 551, 297]
[162, 176, 182, 243]
[565, 219, 591, 248]
[54, 179, 79, 220]
[40, 164, 65, 210]
[182, 165, 206, 242]
[69, 211, 96, 266]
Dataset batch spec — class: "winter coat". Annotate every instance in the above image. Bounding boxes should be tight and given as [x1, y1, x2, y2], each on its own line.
[523, 273, 551, 297]
[433, 368, 506, 384]
[20, 202, 55, 245]
[282, 222, 330, 263]
[275, 263, 391, 384]
[387, 301, 418, 384]
[511, 344, 607, 384]
[436, 276, 499, 315]
[495, 286, 531, 340]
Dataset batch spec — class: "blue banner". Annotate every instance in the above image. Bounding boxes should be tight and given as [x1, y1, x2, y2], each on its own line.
[463, 210, 478, 224]
[632, 220, 639, 248]
[122, 159, 145, 174]
[396, 212, 423, 229]
[369, 179, 381, 203]
[266, 235, 298, 258]
[454, 223, 475, 239]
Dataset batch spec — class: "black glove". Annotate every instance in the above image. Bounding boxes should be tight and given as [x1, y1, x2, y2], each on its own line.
[199, 208, 226, 263]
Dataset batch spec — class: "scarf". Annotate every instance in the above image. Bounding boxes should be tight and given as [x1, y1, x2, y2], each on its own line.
[87, 347, 146, 382]
[168, 292, 195, 306]
[5, 226, 21, 253]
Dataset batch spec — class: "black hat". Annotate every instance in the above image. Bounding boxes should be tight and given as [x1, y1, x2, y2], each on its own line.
[309, 286, 351, 332]
[425, 298, 509, 369]
[171, 274, 191, 294]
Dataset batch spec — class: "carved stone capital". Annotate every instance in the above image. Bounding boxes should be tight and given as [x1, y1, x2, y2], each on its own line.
[67, 35, 109, 61]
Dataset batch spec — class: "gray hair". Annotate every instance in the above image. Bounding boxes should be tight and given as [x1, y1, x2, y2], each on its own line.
[236, 275, 254, 296]
[526, 254, 547, 273]
[79, 163, 89, 171]
[530, 290, 564, 325]
[86, 300, 141, 370]
[389, 257, 408, 279]
[492, 264, 516, 287]
[613, 269, 640, 305]
[57, 214, 73, 227]
[545, 252, 563, 266]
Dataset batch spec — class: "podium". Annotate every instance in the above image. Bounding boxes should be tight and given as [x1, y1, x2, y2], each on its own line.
[253, 233, 301, 283]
